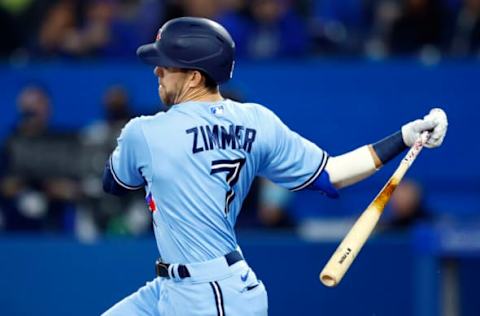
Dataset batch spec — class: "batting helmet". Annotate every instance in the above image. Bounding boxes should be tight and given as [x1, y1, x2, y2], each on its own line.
[137, 17, 235, 84]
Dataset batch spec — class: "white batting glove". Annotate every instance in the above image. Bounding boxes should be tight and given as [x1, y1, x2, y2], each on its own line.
[401, 108, 448, 148]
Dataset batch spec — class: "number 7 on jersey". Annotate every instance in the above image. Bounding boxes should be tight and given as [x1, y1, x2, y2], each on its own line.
[210, 158, 246, 215]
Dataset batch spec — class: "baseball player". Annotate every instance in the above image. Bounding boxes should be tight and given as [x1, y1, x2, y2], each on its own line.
[102, 17, 448, 316]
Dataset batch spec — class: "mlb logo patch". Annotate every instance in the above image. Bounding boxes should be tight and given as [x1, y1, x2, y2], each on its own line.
[210, 105, 224, 116]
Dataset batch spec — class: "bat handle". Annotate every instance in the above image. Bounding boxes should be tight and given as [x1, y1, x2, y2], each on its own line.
[420, 130, 430, 142]
[402, 131, 430, 167]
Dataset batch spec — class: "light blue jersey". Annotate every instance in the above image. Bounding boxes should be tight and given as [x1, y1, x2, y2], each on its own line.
[110, 99, 327, 264]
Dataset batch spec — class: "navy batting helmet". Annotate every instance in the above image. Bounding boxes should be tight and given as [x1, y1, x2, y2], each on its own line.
[137, 17, 235, 84]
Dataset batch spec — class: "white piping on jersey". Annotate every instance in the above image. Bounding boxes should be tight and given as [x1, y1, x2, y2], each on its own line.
[109, 155, 144, 190]
[290, 153, 328, 192]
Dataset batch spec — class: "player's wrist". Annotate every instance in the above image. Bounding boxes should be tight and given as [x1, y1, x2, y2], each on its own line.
[372, 131, 408, 165]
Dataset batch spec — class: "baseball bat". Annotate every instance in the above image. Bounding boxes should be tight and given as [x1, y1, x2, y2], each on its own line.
[319, 131, 430, 287]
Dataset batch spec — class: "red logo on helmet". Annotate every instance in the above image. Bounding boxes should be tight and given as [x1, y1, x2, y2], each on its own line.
[156, 32, 161, 41]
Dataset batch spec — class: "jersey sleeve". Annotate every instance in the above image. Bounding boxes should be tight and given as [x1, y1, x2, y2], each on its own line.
[257, 107, 328, 191]
[109, 118, 149, 190]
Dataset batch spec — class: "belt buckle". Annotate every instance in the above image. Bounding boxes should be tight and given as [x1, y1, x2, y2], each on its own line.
[156, 260, 170, 277]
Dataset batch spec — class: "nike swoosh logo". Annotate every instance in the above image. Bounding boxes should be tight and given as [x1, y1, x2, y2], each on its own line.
[241, 270, 250, 282]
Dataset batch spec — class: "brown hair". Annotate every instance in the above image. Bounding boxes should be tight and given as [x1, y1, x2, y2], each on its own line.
[201, 71, 219, 92]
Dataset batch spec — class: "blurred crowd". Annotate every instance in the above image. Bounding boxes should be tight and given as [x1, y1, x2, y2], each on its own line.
[0, 84, 141, 239]
[0, 0, 479, 61]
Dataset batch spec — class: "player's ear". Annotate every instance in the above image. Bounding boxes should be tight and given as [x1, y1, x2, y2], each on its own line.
[188, 70, 204, 89]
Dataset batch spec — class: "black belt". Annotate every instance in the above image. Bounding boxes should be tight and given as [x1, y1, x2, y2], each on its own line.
[155, 250, 243, 279]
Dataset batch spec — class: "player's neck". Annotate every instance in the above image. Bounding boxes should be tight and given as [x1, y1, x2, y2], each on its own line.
[191, 92, 223, 102]
[177, 87, 223, 104]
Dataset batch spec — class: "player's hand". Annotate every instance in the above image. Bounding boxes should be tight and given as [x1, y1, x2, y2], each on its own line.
[401, 108, 448, 148]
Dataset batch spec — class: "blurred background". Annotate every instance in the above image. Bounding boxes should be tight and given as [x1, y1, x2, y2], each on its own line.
[0, 0, 479, 315]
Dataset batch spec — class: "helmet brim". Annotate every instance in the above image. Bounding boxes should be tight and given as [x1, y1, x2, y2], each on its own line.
[136, 42, 178, 67]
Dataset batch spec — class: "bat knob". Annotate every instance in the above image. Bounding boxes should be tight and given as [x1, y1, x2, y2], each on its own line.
[320, 273, 338, 287]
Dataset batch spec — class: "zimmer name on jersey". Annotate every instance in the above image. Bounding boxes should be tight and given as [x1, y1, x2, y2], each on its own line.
[186, 124, 257, 154]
